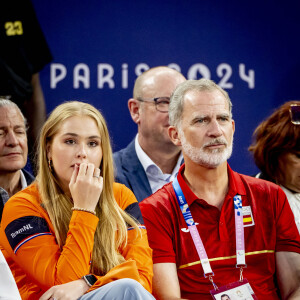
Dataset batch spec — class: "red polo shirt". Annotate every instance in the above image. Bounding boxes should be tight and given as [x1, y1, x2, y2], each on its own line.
[140, 164, 300, 299]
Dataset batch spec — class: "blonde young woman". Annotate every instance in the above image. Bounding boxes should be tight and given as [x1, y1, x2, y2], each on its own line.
[0, 101, 154, 300]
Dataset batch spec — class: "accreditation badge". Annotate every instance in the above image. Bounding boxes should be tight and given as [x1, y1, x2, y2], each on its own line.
[210, 279, 258, 299]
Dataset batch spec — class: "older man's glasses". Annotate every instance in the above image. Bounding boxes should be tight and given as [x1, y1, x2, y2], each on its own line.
[290, 104, 300, 125]
[137, 97, 170, 113]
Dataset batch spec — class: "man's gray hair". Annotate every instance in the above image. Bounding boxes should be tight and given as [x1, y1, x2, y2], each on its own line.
[0, 98, 27, 124]
[169, 79, 233, 128]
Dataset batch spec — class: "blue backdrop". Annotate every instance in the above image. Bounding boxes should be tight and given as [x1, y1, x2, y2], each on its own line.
[31, 0, 300, 175]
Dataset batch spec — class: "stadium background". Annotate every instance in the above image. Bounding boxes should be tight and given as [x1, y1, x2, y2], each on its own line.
[31, 0, 300, 175]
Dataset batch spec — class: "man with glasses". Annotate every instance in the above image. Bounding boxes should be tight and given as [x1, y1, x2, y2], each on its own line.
[113, 66, 186, 202]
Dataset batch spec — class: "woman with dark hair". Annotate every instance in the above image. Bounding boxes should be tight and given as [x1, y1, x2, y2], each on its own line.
[249, 101, 300, 232]
[0, 101, 154, 300]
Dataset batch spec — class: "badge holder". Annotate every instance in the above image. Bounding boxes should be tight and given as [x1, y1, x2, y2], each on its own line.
[173, 182, 258, 300]
[210, 265, 258, 300]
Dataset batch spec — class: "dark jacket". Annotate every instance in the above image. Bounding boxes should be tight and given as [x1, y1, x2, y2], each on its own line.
[0, 169, 34, 221]
[113, 139, 152, 203]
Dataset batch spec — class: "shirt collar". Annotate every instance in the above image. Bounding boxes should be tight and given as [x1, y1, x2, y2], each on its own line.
[0, 170, 25, 192]
[0, 187, 9, 205]
[20, 170, 28, 189]
[0, 170, 26, 205]
[176, 163, 246, 206]
[135, 134, 183, 178]
[177, 164, 199, 206]
[226, 164, 246, 197]
[280, 185, 300, 200]
[135, 135, 158, 173]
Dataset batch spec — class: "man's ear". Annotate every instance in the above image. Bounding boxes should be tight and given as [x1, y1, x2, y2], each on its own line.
[128, 98, 141, 124]
[168, 126, 182, 146]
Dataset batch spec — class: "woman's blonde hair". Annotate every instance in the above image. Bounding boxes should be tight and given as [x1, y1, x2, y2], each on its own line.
[37, 101, 139, 275]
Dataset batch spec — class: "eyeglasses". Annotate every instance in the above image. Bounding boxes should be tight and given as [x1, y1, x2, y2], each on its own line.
[290, 104, 300, 125]
[0, 95, 12, 100]
[137, 97, 170, 113]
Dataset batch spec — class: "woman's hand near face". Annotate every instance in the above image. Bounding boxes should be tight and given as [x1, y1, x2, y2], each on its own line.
[69, 163, 103, 211]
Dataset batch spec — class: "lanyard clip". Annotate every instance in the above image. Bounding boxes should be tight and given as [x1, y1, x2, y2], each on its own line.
[208, 274, 218, 291]
[204, 271, 214, 278]
[237, 264, 247, 281]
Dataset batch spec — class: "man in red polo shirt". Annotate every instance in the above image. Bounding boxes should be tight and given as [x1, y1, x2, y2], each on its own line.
[140, 79, 300, 300]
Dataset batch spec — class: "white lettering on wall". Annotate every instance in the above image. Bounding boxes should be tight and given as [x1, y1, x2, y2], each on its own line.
[239, 64, 255, 88]
[97, 63, 115, 88]
[74, 63, 90, 89]
[122, 63, 128, 89]
[168, 63, 181, 72]
[50, 62, 256, 90]
[188, 63, 211, 80]
[50, 63, 67, 88]
[217, 63, 233, 89]
[135, 63, 149, 76]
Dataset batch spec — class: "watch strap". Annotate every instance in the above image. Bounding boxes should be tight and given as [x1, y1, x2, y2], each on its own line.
[82, 274, 97, 287]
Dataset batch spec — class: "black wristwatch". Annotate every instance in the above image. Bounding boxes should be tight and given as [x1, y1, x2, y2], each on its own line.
[82, 274, 97, 287]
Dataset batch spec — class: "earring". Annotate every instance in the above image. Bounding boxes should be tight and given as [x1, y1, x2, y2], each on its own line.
[48, 159, 52, 172]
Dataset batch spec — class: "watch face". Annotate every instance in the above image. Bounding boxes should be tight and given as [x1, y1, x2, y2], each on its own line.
[85, 274, 97, 286]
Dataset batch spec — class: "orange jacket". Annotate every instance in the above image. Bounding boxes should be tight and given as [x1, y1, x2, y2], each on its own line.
[0, 183, 153, 299]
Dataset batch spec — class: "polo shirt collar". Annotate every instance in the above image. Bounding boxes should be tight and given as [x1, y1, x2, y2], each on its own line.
[177, 164, 199, 206]
[176, 163, 246, 206]
[226, 164, 246, 197]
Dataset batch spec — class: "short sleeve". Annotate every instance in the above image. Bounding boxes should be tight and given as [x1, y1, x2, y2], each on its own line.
[275, 187, 300, 253]
[140, 196, 177, 264]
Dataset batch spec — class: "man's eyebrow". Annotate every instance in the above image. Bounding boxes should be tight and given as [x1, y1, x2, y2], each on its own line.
[0, 125, 25, 130]
[14, 125, 26, 129]
[217, 113, 230, 117]
[191, 114, 208, 120]
[192, 114, 207, 119]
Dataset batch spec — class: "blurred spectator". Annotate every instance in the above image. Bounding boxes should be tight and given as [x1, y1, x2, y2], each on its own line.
[0, 0, 52, 171]
[0, 251, 21, 300]
[249, 101, 300, 231]
[0, 99, 34, 222]
[114, 66, 185, 202]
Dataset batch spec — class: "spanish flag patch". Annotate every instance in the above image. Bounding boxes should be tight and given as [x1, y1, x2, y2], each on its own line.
[242, 206, 255, 227]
